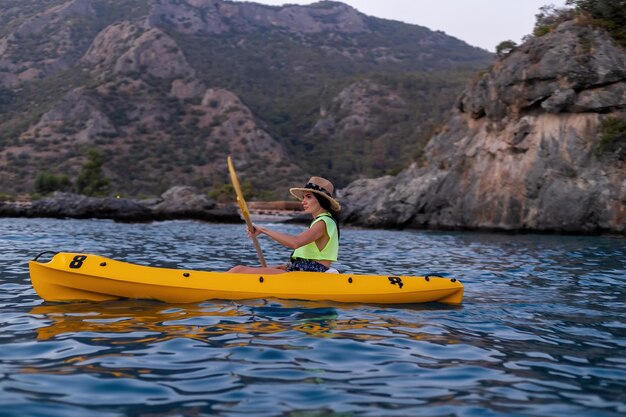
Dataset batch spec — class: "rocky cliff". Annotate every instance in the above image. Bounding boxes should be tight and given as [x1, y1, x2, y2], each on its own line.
[340, 20, 626, 233]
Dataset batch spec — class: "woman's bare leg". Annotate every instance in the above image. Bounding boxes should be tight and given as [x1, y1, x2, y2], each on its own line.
[227, 265, 287, 274]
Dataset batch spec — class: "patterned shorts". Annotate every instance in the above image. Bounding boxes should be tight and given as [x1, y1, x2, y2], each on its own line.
[287, 258, 329, 272]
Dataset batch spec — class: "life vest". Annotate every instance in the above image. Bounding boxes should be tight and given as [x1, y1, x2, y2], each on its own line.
[291, 213, 338, 262]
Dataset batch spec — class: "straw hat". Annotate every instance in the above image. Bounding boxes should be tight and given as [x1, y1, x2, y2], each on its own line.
[289, 176, 341, 212]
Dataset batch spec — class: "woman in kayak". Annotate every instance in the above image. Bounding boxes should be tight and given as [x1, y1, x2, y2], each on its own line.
[227, 176, 340, 274]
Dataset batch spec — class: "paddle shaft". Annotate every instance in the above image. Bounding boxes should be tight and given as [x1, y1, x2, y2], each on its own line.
[238, 198, 266, 267]
[227, 156, 267, 267]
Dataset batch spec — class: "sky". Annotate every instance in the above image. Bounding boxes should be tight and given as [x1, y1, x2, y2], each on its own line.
[230, 0, 569, 51]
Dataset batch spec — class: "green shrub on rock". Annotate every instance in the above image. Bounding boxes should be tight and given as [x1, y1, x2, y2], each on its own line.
[566, 0, 626, 46]
[33, 171, 72, 196]
[596, 116, 626, 159]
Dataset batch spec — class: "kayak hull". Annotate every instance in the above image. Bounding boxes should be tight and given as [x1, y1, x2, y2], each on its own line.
[29, 253, 464, 305]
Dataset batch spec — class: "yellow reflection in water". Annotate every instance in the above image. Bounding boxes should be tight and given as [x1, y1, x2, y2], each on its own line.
[31, 300, 437, 343]
[25, 300, 455, 377]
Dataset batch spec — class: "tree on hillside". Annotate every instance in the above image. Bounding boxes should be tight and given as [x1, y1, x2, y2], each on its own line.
[533, 5, 575, 37]
[496, 40, 517, 56]
[33, 171, 71, 196]
[75, 148, 110, 197]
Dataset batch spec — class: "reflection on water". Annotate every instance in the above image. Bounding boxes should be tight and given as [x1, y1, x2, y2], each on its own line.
[1, 218, 625, 416]
[31, 300, 457, 344]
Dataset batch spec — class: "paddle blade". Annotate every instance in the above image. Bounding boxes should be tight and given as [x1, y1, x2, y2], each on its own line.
[228, 156, 250, 218]
[227, 156, 266, 267]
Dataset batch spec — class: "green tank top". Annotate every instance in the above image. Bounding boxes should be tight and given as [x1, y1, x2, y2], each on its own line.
[291, 213, 339, 262]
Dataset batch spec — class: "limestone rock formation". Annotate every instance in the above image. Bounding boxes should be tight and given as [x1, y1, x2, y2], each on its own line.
[0, 0, 98, 87]
[146, 0, 367, 35]
[340, 21, 626, 233]
[22, 88, 117, 143]
[139, 185, 240, 222]
[311, 80, 407, 138]
[146, 185, 216, 219]
[83, 21, 148, 70]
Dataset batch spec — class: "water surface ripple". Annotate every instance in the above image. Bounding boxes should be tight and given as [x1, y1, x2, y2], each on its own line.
[1, 218, 625, 416]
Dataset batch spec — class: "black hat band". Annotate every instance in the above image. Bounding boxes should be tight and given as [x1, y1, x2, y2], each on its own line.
[304, 182, 331, 196]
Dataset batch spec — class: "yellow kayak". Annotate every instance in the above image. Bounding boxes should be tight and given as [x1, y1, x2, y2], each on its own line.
[28, 252, 464, 305]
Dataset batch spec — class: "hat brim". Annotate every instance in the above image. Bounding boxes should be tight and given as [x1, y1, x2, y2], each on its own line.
[289, 187, 341, 212]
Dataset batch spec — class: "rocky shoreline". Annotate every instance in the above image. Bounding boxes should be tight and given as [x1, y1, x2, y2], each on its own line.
[0, 186, 315, 224]
[2, 186, 623, 234]
[0, 187, 240, 223]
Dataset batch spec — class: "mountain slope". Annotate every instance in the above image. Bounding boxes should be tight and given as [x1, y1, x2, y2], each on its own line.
[0, 0, 492, 198]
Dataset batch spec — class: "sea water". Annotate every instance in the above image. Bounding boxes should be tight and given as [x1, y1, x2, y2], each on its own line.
[0, 218, 625, 416]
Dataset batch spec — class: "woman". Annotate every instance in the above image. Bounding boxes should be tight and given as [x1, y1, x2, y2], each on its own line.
[228, 176, 340, 274]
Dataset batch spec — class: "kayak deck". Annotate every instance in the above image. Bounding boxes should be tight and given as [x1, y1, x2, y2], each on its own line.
[28, 252, 464, 305]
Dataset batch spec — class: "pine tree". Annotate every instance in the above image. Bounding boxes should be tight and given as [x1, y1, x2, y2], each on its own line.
[75, 148, 110, 196]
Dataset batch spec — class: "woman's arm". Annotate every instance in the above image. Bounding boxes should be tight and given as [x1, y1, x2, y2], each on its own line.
[249, 222, 327, 249]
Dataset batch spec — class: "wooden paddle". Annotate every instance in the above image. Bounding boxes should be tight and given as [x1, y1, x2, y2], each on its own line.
[227, 156, 267, 267]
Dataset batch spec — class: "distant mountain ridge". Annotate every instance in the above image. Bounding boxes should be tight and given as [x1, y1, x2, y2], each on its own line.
[147, 0, 368, 34]
[0, 0, 492, 198]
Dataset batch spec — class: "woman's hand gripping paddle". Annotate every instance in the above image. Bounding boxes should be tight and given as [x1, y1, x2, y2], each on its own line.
[227, 156, 267, 267]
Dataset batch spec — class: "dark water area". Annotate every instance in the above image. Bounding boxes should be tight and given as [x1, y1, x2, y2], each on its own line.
[1, 218, 625, 416]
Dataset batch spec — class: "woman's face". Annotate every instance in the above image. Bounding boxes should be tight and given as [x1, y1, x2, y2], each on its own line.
[301, 192, 321, 214]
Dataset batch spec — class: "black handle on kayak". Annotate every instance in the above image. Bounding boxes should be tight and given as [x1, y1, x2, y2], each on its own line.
[32, 251, 58, 262]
